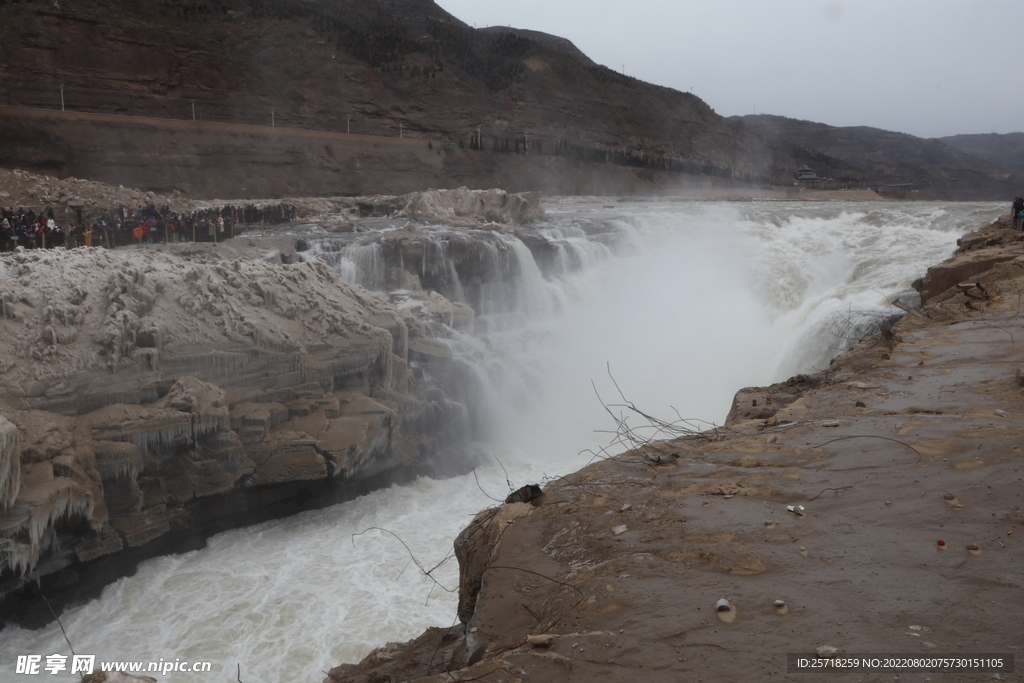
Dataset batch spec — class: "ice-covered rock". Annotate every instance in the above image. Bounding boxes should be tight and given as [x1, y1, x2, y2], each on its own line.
[353, 187, 546, 227]
[0, 243, 474, 616]
[400, 187, 546, 226]
[0, 416, 19, 509]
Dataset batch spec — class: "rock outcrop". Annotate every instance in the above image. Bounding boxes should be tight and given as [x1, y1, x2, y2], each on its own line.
[401, 188, 547, 227]
[913, 214, 1024, 303]
[0, 240, 476, 624]
[355, 187, 546, 227]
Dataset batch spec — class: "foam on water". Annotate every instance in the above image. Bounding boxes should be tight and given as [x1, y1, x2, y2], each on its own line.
[0, 199, 1005, 683]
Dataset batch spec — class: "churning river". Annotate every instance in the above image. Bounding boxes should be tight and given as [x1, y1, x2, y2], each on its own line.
[0, 199, 1005, 682]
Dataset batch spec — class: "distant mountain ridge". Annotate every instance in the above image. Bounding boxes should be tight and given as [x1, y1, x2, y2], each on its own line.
[0, 0, 1017, 198]
[732, 115, 1021, 198]
[941, 133, 1024, 174]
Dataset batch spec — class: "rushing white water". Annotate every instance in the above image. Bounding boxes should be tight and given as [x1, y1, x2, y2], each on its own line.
[0, 199, 1005, 683]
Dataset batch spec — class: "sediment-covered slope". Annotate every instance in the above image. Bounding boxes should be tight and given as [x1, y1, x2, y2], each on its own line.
[327, 217, 1024, 682]
[0, 239, 476, 622]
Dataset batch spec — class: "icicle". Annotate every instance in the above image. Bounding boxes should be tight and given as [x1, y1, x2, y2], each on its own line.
[0, 478, 95, 576]
[0, 417, 20, 510]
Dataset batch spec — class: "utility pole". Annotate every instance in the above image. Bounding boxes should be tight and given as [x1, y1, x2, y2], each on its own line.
[524, 132, 528, 154]
[399, 122, 403, 139]
[477, 125, 481, 149]
[271, 108, 275, 127]
[347, 115, 351, 134]
[191, 100, 196, 121]
[59, 84, 65, 112]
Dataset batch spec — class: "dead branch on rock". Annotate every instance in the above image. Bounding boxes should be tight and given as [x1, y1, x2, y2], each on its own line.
[351, 526, 457, 594]
[808, 486, 855, 500]
[520, 602, 542, 624]
[43, 594, 83, 682]
[584, 364, 725, 464]
[977, 316, 1016, 344]
[811, 435, 922, 464]
[491, 452, 514, 493]
[825, 305, 904, 364]
[486, 565, 584, 597]
[472, 468, 505, 503]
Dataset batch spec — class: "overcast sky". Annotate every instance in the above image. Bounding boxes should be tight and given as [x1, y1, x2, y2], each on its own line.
[434, 0, 1022, 139]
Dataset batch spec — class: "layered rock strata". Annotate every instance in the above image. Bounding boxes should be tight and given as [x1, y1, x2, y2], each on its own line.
[0, 239, 476, 625]
[326, 217, 1024, 683]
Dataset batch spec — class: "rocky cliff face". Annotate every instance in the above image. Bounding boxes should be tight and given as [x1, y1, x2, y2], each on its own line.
[0, 232, 489, 624]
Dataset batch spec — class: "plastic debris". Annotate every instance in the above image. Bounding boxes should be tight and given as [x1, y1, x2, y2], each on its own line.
[787, 505, 806, 517]
[715, 598, 737, 623]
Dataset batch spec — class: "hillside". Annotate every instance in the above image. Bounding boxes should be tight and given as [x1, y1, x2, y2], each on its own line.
[0, 0, 1014, 198]
[732, 115, 1020, 199]
[0, 1, 746, 163]
[941, 132, 1024, 174]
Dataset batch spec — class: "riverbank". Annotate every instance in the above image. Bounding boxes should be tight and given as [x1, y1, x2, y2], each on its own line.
[326, 215, 1024, 683]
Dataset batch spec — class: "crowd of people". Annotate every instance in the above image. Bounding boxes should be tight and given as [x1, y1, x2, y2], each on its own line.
[0, 203, 298, 251]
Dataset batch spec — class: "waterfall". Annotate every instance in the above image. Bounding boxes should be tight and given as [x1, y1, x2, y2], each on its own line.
[0, 199, 1007, 683]
[305, 239, 387, 291]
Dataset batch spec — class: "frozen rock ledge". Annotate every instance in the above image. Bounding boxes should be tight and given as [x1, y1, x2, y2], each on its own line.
[0, 242, 477, 626]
